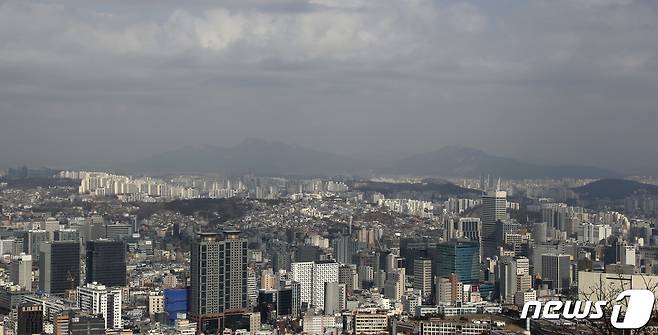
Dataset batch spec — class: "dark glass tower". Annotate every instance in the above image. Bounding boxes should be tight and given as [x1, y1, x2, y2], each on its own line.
[86, 240, 127, 287]
[432, 239, 480, 284]
[39, 241, 80, 294]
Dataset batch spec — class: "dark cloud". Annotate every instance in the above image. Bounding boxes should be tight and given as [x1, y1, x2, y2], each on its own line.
[0, 0, 657, 174]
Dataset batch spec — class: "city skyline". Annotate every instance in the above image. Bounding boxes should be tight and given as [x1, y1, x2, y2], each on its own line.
[1, 1, 658, 333]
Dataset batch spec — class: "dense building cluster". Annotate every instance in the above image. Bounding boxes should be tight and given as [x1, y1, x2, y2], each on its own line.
[0, 170, 657, 334]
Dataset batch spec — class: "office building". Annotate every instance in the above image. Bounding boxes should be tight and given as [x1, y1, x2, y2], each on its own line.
[257, 289, 277, 324]
[496, 257, 517, 302]
[17, 303, 44, 335]
[104, 224, 133, 240]
[541, 254, 571, 291]
[290, 262, 314, 308]
[332, 235, 356, 265]
[400, 237, 438, 273]
[312, 261, 339, 311]
[353, 309, 389, 335]
[86, 240, 127, 287]
[189, 230, 247, 333]
[27, 230, 49, 260]
[39, 241, 80, 295]
[433, 240, 480, 284]
[434, 274, 462, 305]
[54, 229, 80, 242]
[413, 258, 432, 299]
[77, 282, 122, 330]
[10, 253, 32, 291]
[67, 312, 106, 335]
[460, 218, 481, 243]
[481, 191, 507, 260]
[338, 264, 359, 295]
[279, 279, 301, 318]
[323, 282, 346, 315]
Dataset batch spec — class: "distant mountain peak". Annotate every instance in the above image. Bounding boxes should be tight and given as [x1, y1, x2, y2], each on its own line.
[122, 141, 619, 178]
[380, 145, 618, 179]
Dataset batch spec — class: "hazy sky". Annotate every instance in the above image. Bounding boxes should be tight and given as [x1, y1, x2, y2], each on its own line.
[1, 0, 657, 173]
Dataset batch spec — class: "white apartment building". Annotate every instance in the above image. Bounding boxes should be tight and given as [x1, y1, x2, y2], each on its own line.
[77, 282, 122, 329]
[312, 261, 339, 310]
[291, 262, 314, 306]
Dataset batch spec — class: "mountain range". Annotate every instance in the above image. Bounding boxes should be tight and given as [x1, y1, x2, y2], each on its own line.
[573, 179, 658, 200]
[121, 139, 619, 178]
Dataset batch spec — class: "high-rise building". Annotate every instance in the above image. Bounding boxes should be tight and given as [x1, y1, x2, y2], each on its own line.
[104, 224, 133, 241]
[291, 262, 314, 308]
[541, 254, 571, 291]
[189, 230, 248, 333]
[148, 292, 165, 316]
[496, 256, 517, 303]
[272, 249, 292, 272]
[384, 268, 406, 301]
[460, 218, 481, 243]
[338, 264, 359, 295]
[66, 312, 106, 335]
[533, 222, 548, 243]
[413, 258, 432, 299]
[77, 282, 122, 330]
[400, 237, 438, 273]
[17, 303, 43, 335]
[332, 235, 356, 265]
[279, 279, 301, 318]
[277, 286, 294, 317]
[323, 282, 346, 315]
[86, 240, 126, 287]
[481, 191, 507, 260]
[260, 269, 276, 290]
[247, 267, 258, 308]
[433, 240, 480, 284]
[11, 253, 32, 291]
[435, 274, 462, 305]
[54, 229, 80, 242]
[312, 261, 339, 311]
[27, 230, 49, 260]
[256, 289, 278, 324]
[39, 241, 80, 294]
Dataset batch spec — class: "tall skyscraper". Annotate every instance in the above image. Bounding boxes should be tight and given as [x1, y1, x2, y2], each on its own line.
[312, 261, 339, 311]
[481, 191, 507, 260]
[413, 258, 432, 299]
[496, 256, 517, 302]
[39, 241, 80, 295]
[189, 230, 248, 333]
[291, 262, 314, 308]
[433, 240, 480, 284]
[223, 230, 248, 310]
[541, 254, 571, 291]
[332, 235, 356, 265]
[86, 240, 126, 287]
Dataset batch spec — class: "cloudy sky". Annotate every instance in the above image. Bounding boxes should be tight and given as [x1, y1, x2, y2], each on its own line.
[1, 0, 657, 173]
